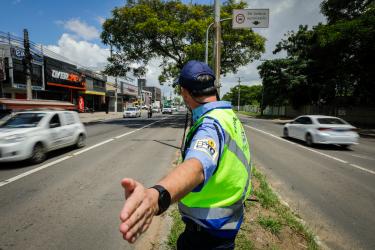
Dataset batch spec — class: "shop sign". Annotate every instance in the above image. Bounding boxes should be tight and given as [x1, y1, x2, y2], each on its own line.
[14, 83, 43, 90]
[10, 46, 43, 63]
[45, 57, 85, 90]
[78, 96, 85, 112]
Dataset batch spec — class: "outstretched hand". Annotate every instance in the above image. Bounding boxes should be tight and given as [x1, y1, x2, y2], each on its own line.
[119, 178, 159, 243]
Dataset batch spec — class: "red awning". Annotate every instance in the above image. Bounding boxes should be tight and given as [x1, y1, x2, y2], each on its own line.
[0, 98, 76, 111]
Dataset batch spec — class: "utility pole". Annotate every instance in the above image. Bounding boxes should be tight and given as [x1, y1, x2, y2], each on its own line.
[237, 77, 241, 111]
[213, 0, 221, 96]
[23, 29, 32, 100]
[110, 44, 118, 112]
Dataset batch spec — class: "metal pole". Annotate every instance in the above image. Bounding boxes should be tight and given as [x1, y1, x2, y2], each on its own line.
[23, 29, 32, 100]
[237, 77, 241, 111]
[205, 22, 214, 64]
[110, 43, 118, 112]
[205, 18, 232, 65]
[214, 0, 221, 96]
[261, 85, 264, 116]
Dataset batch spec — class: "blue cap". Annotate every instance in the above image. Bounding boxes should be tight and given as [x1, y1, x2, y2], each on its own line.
[175, 60, 216, 90]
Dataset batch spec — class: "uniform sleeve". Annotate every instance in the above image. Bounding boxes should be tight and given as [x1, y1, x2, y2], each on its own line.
[184, 118, 225, 191]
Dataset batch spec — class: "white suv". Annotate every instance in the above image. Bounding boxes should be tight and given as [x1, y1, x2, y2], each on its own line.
[0, 110, 87, 164]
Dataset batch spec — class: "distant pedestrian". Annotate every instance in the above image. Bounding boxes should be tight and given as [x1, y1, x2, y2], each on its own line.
[148, 106, 152, 118]
[119, 60, 251, 249]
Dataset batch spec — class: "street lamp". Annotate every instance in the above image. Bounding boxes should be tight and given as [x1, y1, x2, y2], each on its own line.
[205, 18, 232, 65]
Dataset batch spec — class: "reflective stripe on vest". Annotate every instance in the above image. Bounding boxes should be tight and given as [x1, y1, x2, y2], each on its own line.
[179, 108, 251, 230]
[223, 129, 251, 201]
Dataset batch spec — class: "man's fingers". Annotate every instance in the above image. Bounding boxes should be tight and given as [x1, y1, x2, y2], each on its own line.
[120, 179, 143, 222]
[124, 213, 147, 241]
[121, 178, 136, 198]
[121, 200, 149, 231]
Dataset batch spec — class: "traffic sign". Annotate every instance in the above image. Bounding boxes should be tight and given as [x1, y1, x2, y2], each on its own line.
[232, 9, 269, 29]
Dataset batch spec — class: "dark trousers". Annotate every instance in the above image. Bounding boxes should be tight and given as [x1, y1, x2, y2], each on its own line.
[177, 227, 235, 250]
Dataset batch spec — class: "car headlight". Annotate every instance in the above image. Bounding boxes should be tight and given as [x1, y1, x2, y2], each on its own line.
[3, 134, 27, 143]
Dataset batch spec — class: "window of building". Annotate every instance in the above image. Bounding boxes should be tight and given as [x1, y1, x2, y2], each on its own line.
[12, 58, 43, 87]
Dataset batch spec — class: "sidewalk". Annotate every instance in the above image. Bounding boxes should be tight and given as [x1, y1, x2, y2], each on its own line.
[78, 112, 123, 125]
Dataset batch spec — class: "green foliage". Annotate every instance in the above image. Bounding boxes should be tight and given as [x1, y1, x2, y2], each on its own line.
[101, 0, 265, 82]
[222, 84, 262, 106]
[320, 0, 374, 23]
[166, 207, 185, 249]
[257, 216, 283, 235]
[253, 169, 279, 209]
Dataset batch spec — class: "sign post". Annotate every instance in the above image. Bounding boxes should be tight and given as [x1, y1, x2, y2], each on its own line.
[232, 9, 269, 29]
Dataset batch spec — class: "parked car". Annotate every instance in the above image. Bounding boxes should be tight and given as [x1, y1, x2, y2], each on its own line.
[152, 107, 160, 113]
[162, 107, 172, 114]
[0, 110, 87, 164]
[123, 107, 141, 118]
[283, 115, 359, 148]
[172, 106, 178, 112]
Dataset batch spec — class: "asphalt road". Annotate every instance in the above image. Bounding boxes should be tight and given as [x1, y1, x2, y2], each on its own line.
[1, 112, 374, 250]
[0, 113, 185, 250]
[240, 116, 375, 250]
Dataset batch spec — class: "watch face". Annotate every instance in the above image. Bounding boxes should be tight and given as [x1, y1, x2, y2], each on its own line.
[154, 186, 171, 215]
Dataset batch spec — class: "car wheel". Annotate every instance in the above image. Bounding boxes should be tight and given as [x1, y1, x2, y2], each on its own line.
[340, 144, 350, 149]
[283, 128, 289, 138]
[305, 133, 314, 147]
[76, 134, 86, 148]
[30, 143, 46, 164]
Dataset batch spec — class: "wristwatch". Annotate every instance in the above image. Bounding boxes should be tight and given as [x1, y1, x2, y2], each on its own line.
[150, 185, 171, 216]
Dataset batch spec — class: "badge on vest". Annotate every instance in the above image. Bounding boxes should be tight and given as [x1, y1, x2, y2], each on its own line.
[194, 138, 218, 159]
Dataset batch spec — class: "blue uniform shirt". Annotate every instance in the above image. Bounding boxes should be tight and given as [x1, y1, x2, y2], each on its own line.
[183, 101, 242, 238]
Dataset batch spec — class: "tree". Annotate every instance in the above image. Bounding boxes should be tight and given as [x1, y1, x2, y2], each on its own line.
[320, 0, 374, 23]
[222, 84, 262, 106]
[101, 0, 265, 83]
[258, 2, 375, 108]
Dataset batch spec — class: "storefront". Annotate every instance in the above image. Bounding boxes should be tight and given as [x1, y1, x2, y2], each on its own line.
[120, 80, 138, 108]
[41, 56, 85, 108]
[79, 69, 106, 112]
[0, 44, 45, 99]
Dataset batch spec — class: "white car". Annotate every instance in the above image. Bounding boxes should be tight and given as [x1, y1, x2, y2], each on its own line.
[123, 107, 141, 118]
[162, 107, 172, 114]
[0, 110, 87, 164]
[283, 115, 359, 148]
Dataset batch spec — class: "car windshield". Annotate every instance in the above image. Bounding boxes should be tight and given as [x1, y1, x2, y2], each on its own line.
[126, 108, 137, 111]
[317, 118, 346, 125]
[1, 113, 45, 128]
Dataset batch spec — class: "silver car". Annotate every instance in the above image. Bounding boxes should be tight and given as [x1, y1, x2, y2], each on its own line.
[283, 115, 359, 148]
[0, 110, 87, 164]
[123, 107, 141, 118]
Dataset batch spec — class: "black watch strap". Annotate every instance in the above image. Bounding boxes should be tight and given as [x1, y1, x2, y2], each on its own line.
[150, 185, 171, 216]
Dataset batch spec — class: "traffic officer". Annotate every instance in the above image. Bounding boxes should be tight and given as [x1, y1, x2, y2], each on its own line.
[119, 60, 251, 249]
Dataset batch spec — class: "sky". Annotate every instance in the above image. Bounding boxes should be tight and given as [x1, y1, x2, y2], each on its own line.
[1, 0, 326, 97]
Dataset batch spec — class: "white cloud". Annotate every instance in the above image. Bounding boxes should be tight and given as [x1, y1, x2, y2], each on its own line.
[61, 18, 100, 41]
[97, 16, 106, 25]
[46, 33, 109, 68]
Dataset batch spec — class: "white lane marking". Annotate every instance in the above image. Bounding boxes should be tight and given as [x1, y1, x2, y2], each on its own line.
[245, 124, 375, 175]
[350, 164, 375, 175]
[114, 118, 166, 139]
[349, 154, 375, 161]
[244, 125, 348, 164]
[73, 138, 114, 156]
[0, 156, 72, 187]
[0, 117, 172, 188]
